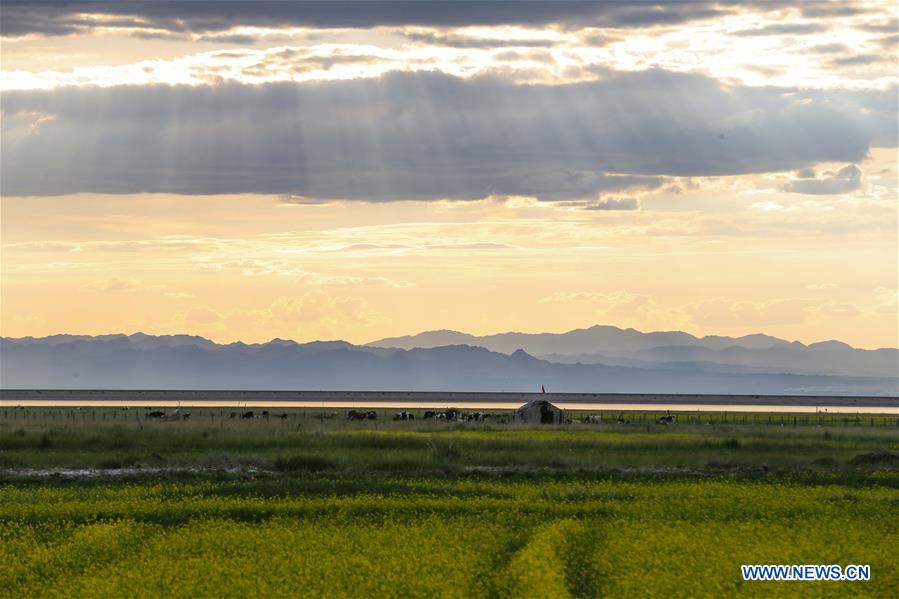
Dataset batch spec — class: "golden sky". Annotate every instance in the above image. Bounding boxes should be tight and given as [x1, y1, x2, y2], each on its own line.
[1, 1, 897, 348]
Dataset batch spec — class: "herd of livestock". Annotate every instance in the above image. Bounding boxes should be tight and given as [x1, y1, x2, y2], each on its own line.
[139, 407, 505, 422]
[139, 406, 679, 425]
[342, 409, 503, 421]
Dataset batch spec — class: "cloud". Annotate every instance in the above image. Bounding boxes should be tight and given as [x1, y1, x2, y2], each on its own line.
[248, 292, 380, 328]
[405, 32, 558, 49]
[683, 297, 842, 327]
[322, 243, 412, 253]
[577, 32, 617, 47]
[278, 194, 331, 206]
[829, 54, 885, 67]
[538, 291, 622, 304]
[783, 164, 862, 195]
[809, 43, 850, 54]
[310, 275, 415, 288]
[857, 18, 899, 34]
[585, 197, 639, 211]
[748, 200, 795, 213]
[733, 23, 829, 37]
[196, 256, 416, 288]
[538, 290, 657, 311]
[491, 50, 557, 64]
[0, 1, 736, 38]
[423, 242, 517, 251]
[85, 278, 198, 299]
[874, 34, 899, 49]
[800, 4, 870, 18]
[533, 290, 876, 333]
[537, 290, 674, 329]
[2, 69, 886, 199]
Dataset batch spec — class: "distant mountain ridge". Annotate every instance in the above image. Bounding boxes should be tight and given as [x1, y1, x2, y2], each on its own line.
[1, 331, 896, 396]
[368, 325, 898, 378]
[369, 325, 832, 353]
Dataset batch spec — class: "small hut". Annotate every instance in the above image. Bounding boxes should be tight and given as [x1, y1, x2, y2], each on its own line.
[516, 398, 564, 425]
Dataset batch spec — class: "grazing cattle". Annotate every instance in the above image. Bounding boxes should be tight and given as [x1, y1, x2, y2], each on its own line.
[393, 411, 415, 421]
[147, 411, 165, 419]
[657, 414, 676, 425]
[461, 412, 489, 422]
[347, 410, 368, 420]
[182, 412, 191, 421]
[262, 411, 270, 418]
[583, 415, 602, 424]
[616, 417, 630, 425]
[241, 411, 254, 419]
[280, 413, 289, 420]
[161, 409, 183, 421]
[423, 411, 437, 420]
[431, 410, 457, 421]
[365, 410, 377, 420]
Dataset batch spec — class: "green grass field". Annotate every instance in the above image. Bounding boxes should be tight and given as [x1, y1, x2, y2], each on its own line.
[1, 407, 897, 597]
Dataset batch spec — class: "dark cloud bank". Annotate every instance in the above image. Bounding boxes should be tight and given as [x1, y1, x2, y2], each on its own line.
[0, 1, 740, 37]
[2, 70, 893, 199]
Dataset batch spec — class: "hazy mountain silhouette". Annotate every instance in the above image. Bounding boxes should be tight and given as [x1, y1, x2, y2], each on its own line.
[369, 325, 794, 352]
[1, 332, 896, 395]
[368, 325, 898, 378]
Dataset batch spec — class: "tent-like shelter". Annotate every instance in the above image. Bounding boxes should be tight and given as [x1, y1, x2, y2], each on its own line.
[515, 398, 564, 425]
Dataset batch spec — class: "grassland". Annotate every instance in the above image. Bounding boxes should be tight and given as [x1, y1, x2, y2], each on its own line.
[1, 407, 897, 597]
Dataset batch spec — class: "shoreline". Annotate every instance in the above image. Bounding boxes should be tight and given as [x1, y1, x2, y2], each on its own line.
[2, 389, 896, 413]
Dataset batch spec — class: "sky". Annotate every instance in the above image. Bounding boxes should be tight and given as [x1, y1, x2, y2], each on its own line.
[1, 1, 897, 349]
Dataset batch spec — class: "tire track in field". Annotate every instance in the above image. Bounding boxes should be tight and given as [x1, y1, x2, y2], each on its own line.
[490, 519, 603, 598]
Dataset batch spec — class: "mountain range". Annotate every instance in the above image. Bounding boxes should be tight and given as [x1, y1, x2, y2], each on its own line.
[368, 326, 898, 378]
[1, 326, 896, 395]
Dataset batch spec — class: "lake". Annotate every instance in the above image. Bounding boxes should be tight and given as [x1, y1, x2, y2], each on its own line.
[1, 390, 896, 414]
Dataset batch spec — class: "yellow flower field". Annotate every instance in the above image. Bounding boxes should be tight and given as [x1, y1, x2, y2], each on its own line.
[2, 477, 896, 598]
